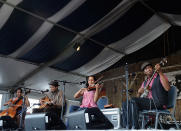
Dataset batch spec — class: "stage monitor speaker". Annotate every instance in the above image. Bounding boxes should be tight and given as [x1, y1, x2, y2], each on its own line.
[0, 116, 18, 130]
[67, 107, 113, 130]
[25, 112, 66, 130]
[25, 113, 46, 130]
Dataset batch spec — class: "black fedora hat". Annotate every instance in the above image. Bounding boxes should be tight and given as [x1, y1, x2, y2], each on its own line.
[48, 80, 59, 86]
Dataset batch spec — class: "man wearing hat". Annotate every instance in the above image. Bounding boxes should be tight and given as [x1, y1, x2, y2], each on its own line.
[138, 62, 170, 98]
[121, 61, 170, 129]
[36, 80, 66, 129]
[39, 80, 64, 114]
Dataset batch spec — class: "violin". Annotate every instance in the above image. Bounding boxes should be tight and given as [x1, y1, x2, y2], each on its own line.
[87, 81, 103, 91]
[87, 75, 104, 91]
[87, 86, 96, 91]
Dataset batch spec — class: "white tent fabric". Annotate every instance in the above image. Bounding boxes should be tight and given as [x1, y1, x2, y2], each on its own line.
[73, 15, 171, 75]
[0, 0, 22, 29]
[161, 13, 181, 26]
[10, 0, 86, 57]
[42, 0, 137, 67]
[0, 0, 180, 100]
[73, 0, 137, 42]
[112, 15, 171, 54]
[0, 56, 85, 99]
[0, 57, 37, 88]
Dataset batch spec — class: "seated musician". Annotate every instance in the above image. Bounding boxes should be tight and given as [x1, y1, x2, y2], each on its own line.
[121, 61, 170, 129]
[2, 88, 30, 127]
[69, 76, 102, 113]
[36, 80, 64, 118]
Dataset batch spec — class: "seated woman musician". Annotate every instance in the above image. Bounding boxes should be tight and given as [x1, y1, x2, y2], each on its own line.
[69, 76, 102, 113]
[2, 88, 30, 127]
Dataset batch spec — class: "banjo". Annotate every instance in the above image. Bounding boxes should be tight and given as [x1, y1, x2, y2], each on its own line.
[140, 58, 167, 98]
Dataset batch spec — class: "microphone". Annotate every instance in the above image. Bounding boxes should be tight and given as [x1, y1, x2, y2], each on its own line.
[80, 81, 86, 85]
[41, 89, 49, 94]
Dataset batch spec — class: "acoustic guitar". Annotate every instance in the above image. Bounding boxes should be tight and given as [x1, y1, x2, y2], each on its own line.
[140, 58, 167, 98]
[0, 97, 23, 118]
[39, 96, 52, 109]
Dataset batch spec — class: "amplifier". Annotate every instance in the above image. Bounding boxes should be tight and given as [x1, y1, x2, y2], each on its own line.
[101, 108, 122, 129]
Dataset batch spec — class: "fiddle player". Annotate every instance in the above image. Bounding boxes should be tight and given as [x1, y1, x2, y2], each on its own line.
[121, 61, 170, 129]
[69, 76, 102, 112]
[3, 88, 30, 127]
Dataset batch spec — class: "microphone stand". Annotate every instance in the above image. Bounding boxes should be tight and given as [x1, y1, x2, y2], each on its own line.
[56, 80, 81, 120]
[125, 63, 129, 129]
[22, 87, 49, 94]
[61, 81, 65, 120]
[18, 89, 30, 130]
[125, 64, 136, 129]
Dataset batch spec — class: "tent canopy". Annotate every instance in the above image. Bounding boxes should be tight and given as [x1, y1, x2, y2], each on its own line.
[0, 0, 181, 99]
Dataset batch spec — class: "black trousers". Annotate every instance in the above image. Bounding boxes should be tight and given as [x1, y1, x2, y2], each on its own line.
[121, 97, 163, 129]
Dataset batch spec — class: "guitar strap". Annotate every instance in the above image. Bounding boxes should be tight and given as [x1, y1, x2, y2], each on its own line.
[143, 79, 147, 88]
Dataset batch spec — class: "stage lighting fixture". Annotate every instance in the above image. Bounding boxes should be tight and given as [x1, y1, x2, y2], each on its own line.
[73, 42, 81, 51]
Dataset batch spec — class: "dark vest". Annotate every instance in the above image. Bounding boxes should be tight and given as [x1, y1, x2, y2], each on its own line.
[144, 74, 168, 108]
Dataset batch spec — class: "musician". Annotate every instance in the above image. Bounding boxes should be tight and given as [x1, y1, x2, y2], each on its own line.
[3, 88, 30, 127]
[121, 62, 170, 129]
[39, 80, 64, 118]
[69, 76, 102, 112]
[31, 80, 66, 129]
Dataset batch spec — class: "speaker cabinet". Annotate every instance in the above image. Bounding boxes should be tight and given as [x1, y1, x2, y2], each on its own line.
[0, 116, 18, 130]
[25, 113, 46, 130]
[25, 112, 66, 130]
[67, 107, 113, 130]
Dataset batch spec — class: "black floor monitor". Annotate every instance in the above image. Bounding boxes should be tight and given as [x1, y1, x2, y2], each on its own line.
[67, 107, 114, 130]
[25, 112, 66, 130]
